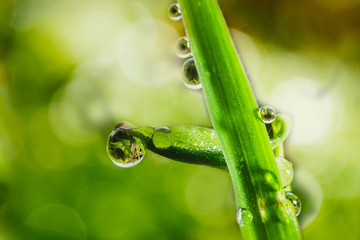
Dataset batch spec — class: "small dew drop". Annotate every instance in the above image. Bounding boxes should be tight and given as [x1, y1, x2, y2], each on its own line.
[167, 3, 182, 21]
[258, 106, 276, 123]
[275, 156, 294, 188]
[152, 126, 172, 149]
[175, 37, 191, 58]
[106, 127, 146, 168]
[285, 192, 301, 216]
[181, 58, 201, 89]
[236, 208, 253, 227]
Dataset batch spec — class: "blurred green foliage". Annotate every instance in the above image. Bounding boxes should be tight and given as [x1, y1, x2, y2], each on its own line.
[0, 0, 359, 239]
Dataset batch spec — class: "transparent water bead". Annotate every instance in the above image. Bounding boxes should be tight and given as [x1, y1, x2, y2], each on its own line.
[175, 37, 191, 58]
[258, 106, 276, 123]
[152, 126, 172, 149]
[285, 192, 301, 216]
[167, 3, 182, 21]
[275, 156, 294, 188]
[236, 208, 253, 227]
[181, 58, 201, 89]
[106, 124, 146, 168]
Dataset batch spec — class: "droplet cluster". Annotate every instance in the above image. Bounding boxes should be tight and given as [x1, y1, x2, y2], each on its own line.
[163, 3, 302, 223]
[258, 107, 295, 188]
[168, 2, 201, 89]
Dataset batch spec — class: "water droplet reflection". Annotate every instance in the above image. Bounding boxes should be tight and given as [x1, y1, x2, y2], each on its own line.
[167, 3, 182, 21]
[258, 106, 276, 123]
[106, 126, 145, 168]
[181, 58, 201, 89]
[175, 37, 191, 58]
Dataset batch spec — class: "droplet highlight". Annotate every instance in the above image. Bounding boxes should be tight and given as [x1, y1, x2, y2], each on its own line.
[106, 127, 146, 168]
[285, 192, 301, 216]
[167, 3, 182, 21]
[258, 106, 276, 123]
[152, 126, 172, 149]
[236, 208, 253, 227]
[175, 37, 191, 58]
[181, 58, 201, 89]
[275, 156, 294, 188]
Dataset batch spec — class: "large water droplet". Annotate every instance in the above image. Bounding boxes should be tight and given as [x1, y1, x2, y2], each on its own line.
[106, 126, 146, 168]
[181, 58, 201, 89]
[258, 106, 276, 123]
[236, 208, 253, 227]
[276, 156, 294, 188]
[175, 37, 191, 58]
[152, 126, 172, 149]
[285, 192, 301, 216]
[167, 3, 182, 21]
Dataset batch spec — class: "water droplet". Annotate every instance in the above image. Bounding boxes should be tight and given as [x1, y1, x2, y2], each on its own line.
[167, 3, 182, 21]
[106, 127, 146, 168]
[175, 37, 191, 58]
[152, 126, 172, 149]
[258, 106, 276, 123]
[181, 58, 201, 89]
[285, 192, 301, 216]
[236, 208, 253, 227]
[275, 156, 294, 188]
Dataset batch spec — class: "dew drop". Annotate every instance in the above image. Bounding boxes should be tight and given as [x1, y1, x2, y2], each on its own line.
[285, 192, 301, 216]
[181, 58, 201, 89]
[275, 156, 294, 188]
[258, 106, 276, 123]
[175, 37, 191, 58]
[167, 3, 182, 21]
[236, 208, 253, 227]
[106, 127, 146, 168]
[152, 126, 172, 149]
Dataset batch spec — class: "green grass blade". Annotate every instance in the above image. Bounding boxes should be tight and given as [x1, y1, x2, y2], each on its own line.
[177, 0, 301, 239]
[127, 125, 227, 169]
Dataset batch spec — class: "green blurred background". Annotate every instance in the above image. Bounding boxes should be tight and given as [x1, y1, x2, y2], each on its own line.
[0, 0, 359, 239]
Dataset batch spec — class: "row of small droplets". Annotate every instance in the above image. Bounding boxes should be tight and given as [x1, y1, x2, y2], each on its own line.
[238, 106, 301, 226]
[168, 3, 202, 90]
